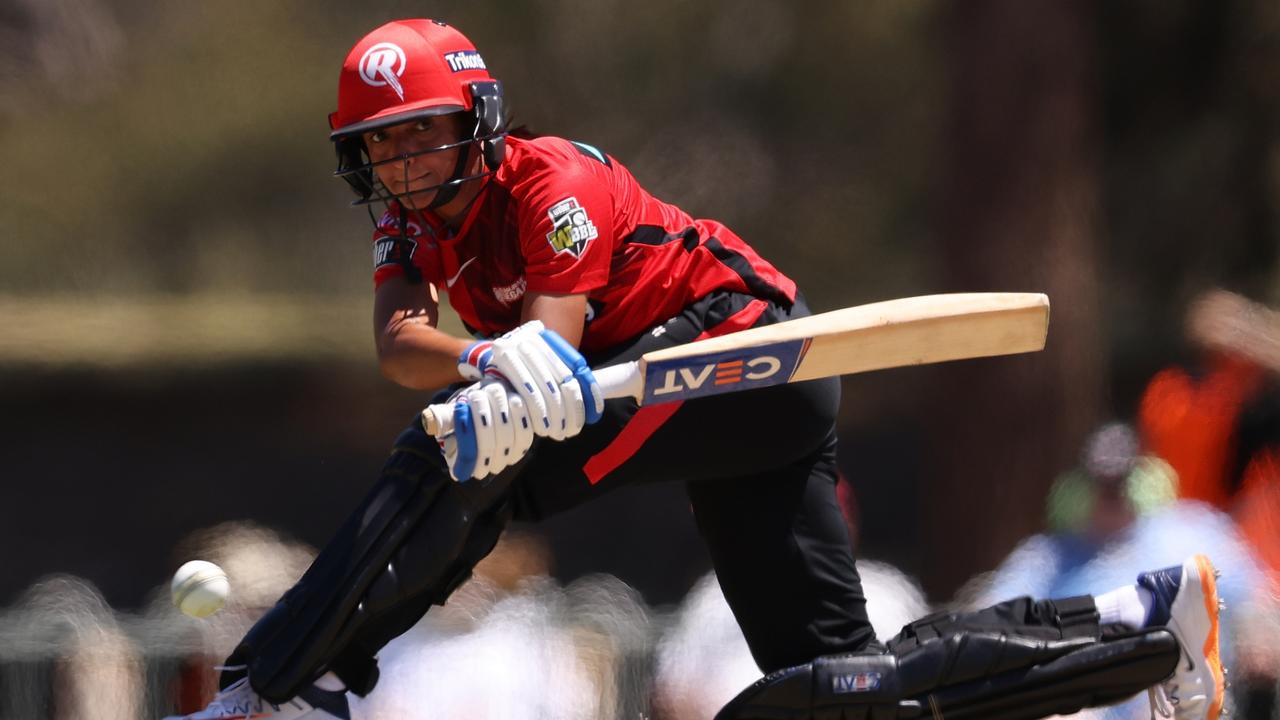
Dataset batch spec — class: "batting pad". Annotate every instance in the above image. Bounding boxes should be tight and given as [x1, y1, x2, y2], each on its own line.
[715, 628, 1180, 720]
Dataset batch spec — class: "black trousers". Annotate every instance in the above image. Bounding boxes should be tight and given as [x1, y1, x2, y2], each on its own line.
[375, 291, 870, 669]
[507, 291, 875, 670]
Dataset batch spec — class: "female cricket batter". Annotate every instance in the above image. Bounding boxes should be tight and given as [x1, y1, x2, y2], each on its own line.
[169, 19, 1225, 720]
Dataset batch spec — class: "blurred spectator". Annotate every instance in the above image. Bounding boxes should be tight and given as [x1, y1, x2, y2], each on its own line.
[963, 421, 1270, 719]
[0, 527, 660, 719]
[56, 618, 141, 720]
[165, 524, 656, 719]
[969, 424, 1180, 601]
[161, 522, 317, 715]
[1044, 422, 1177, 556]
[0, 575, 143, 719]
[1136, 289, 1280, 717]
[348, 578, 604, 720]
[1139, 289, 1280, 582]
[348, 533, 651, 720]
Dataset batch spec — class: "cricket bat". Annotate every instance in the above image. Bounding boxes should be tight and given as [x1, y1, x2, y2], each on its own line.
[422, 292, 1050, 436]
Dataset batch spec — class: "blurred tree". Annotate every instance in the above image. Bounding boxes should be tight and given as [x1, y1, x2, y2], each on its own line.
[1100, 0, 1280, 406]
[1, 0, 1278, 608]
[919, 0, 1104, 598]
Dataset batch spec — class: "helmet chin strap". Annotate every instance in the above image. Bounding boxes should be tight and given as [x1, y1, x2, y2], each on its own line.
[426, 140, 474, 210]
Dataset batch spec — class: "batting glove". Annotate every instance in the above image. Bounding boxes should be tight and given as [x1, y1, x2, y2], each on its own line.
[457, 321, 604, 441]
[441, 379, 535, 482]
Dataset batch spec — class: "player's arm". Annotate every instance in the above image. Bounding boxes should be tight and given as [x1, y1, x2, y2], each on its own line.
[521, 290, 588, 348]
[373, 275, 472, 390]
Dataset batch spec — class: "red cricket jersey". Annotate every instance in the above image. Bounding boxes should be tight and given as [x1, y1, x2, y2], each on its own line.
[371, 136, 797, 354]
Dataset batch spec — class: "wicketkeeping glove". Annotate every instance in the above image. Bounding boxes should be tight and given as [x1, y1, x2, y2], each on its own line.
[440, 379, 535, 482]
[457, 321, 604, 441]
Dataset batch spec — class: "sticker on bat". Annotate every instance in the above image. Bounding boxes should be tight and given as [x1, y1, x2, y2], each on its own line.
[642, 338, 812, 404]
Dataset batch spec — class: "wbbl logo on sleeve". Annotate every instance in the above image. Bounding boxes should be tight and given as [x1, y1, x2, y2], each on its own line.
[545, 197, 598, 257]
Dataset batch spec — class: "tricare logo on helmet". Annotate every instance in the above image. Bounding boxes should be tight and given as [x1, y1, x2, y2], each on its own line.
[329, 19, 507, 213]
[443, 50, 486, 73]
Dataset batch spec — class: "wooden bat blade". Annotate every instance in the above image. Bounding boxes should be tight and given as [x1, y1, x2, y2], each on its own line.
[786, 291, 1049, 380]
[631, 292, 1049, 404]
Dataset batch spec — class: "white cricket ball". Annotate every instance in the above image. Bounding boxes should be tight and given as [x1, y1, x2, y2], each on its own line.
[171, 560, 230, 618]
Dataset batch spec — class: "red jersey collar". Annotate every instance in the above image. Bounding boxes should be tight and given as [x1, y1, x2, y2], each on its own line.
[408, 175, 491, 244]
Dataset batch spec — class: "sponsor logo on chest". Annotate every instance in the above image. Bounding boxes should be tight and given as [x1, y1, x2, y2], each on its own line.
[492, 276, 526, 305]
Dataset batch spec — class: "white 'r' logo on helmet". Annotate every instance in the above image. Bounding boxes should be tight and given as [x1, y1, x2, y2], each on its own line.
[359, 42, 407, 100]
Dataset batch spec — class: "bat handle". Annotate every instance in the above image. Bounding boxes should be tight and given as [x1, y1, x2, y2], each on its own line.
[594, 361, 643, 401]
[421, 361, 643, 437]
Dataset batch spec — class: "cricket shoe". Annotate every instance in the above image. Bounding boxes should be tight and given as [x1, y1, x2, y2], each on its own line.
[1138, 554, 1226, 720]
[162, 675, 349, 720]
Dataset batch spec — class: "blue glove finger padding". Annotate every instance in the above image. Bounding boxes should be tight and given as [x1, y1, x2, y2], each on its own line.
[451, 398, 478, 480]
[539, 328, 603, 424]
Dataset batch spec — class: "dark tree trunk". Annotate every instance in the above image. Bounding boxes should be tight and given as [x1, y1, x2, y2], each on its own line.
[919, 0, 1105, 599]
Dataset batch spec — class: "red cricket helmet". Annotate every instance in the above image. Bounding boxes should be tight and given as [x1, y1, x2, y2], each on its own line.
[330, 19, 506, 206]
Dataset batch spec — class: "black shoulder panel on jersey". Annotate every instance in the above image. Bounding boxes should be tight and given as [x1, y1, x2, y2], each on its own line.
[715, 627, 1179, 720]
[624, 224, 701, 251]
[703, 237, 794, 309]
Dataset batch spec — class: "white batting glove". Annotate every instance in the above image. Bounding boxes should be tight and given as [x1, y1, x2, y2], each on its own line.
[440, 379, 535, 482]
[457, 321, 604, 442]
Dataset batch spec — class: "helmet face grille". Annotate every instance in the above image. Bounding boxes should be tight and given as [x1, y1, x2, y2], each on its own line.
[332, 81, 507, 207]
[333, 129, 491, 206]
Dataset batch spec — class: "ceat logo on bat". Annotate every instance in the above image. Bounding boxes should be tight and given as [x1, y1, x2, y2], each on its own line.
[642, 339, 811, 403]
[651, 356, 782, 397]
[359, 42, 407, 100]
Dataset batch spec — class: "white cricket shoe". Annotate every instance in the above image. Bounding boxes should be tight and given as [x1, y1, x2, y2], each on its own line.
[163, 675, 349, 720]
[1137, 554, 1226, 720]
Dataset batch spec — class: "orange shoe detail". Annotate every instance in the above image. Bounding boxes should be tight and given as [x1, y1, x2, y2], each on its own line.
[1193, 554, 1224, 720]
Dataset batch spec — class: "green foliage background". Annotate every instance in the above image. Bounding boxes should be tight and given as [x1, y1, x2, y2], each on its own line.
[1, 0, 1277, 605]
[0, 1, 939, 305]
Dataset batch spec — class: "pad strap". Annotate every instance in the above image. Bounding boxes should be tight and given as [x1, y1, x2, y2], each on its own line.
[1052, 595, 1102, 639]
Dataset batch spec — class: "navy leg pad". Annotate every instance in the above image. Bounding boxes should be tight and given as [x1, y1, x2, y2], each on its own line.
[715, 628, 1180, 720]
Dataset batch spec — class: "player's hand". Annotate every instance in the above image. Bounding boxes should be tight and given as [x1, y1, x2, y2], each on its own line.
[440, 379, 535, 481]
[457, 321, 604, 441]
